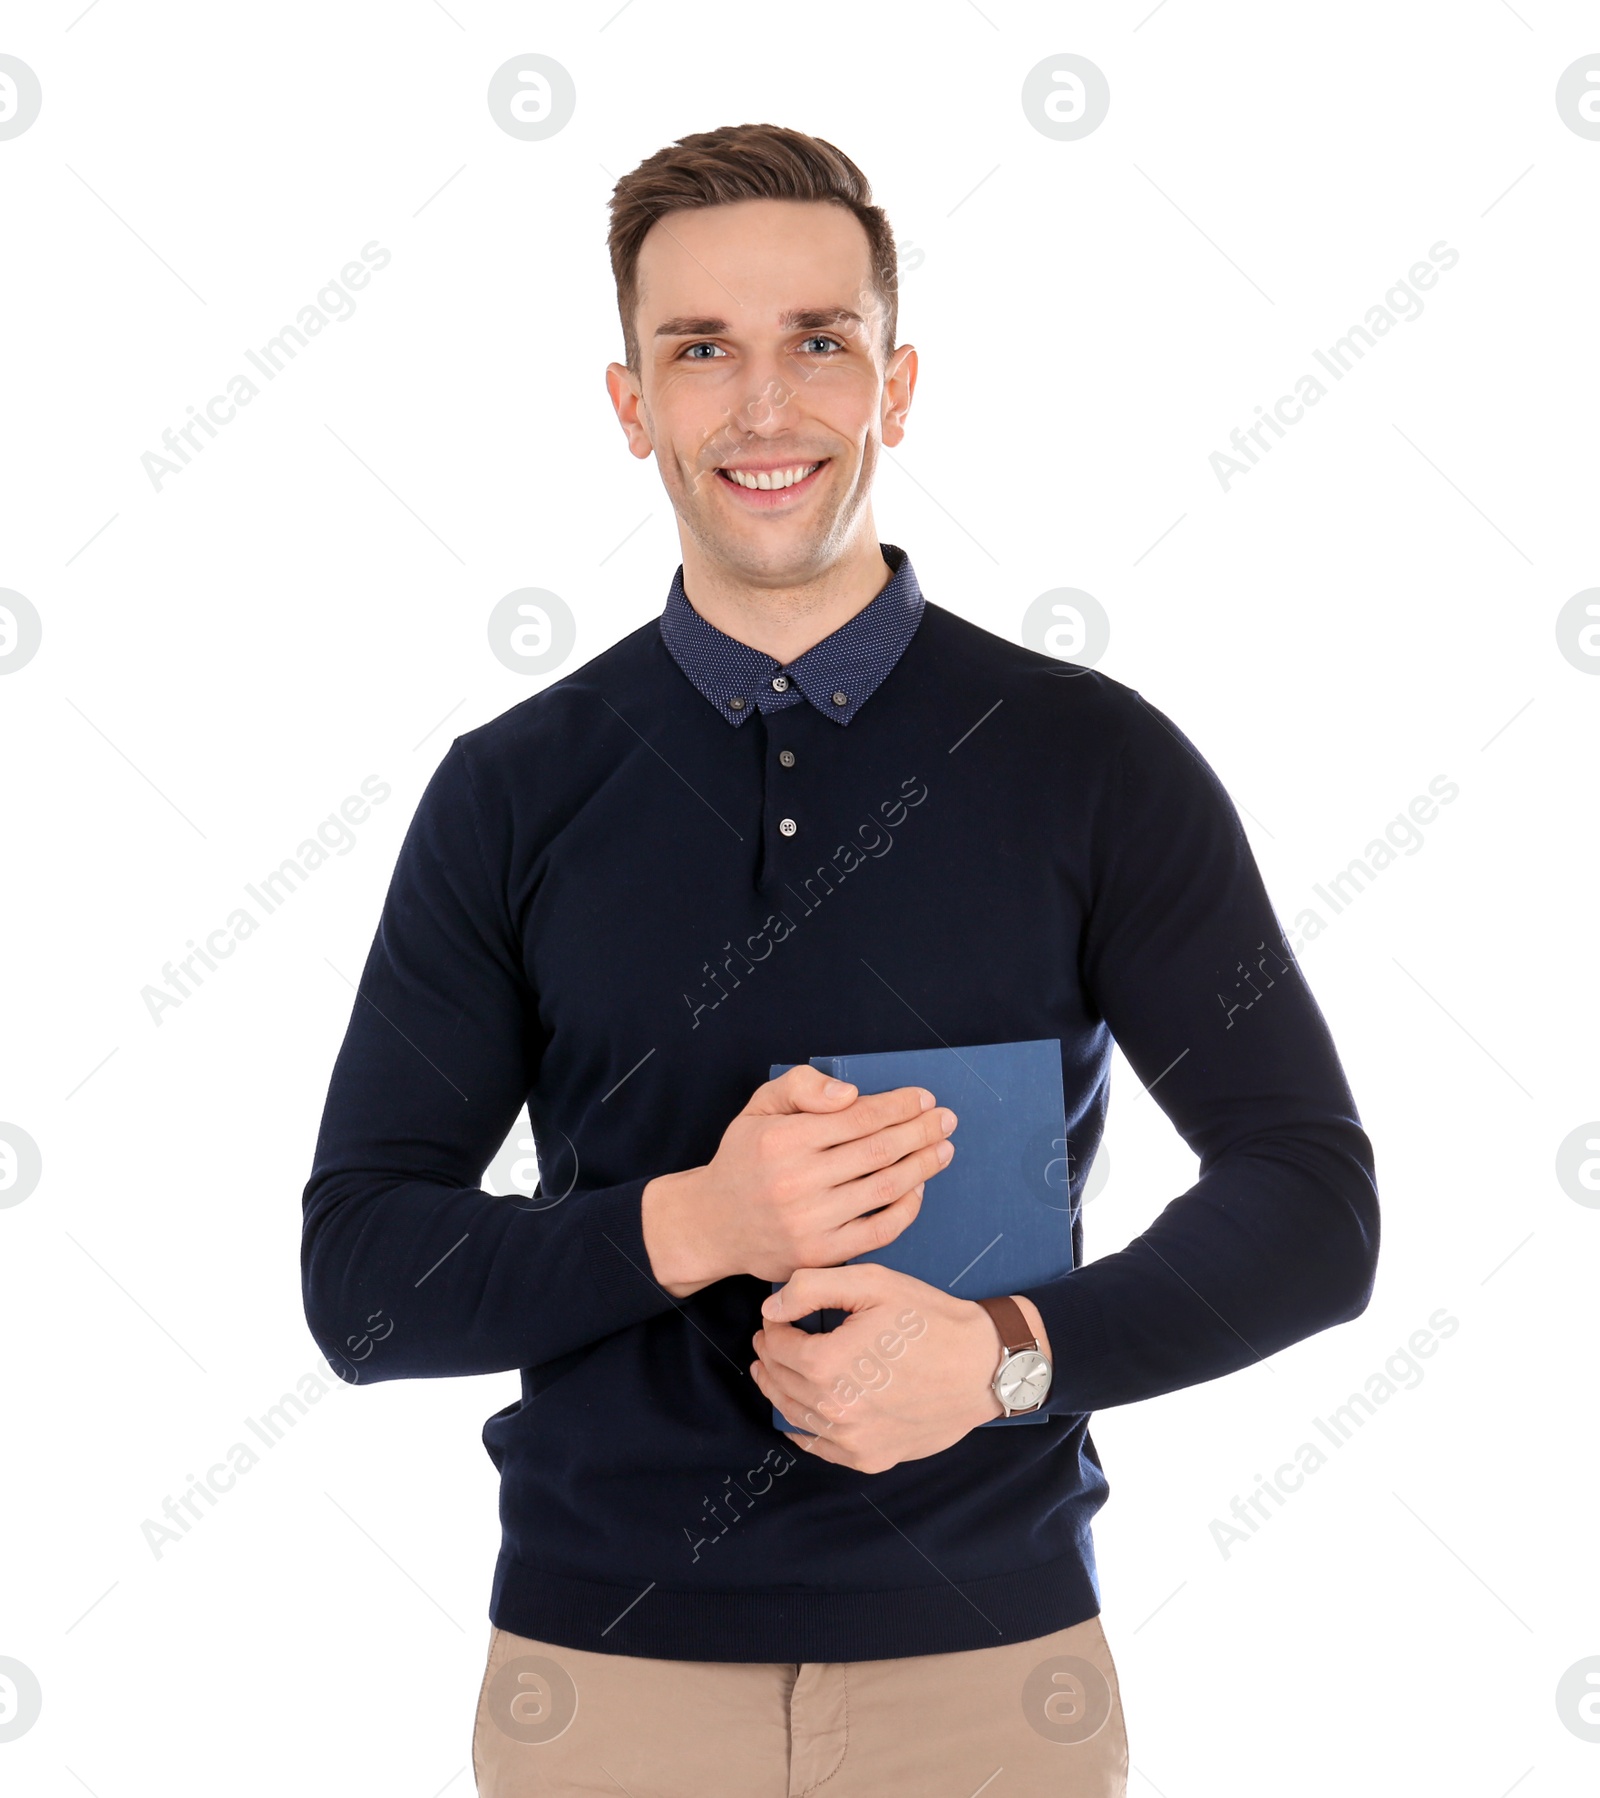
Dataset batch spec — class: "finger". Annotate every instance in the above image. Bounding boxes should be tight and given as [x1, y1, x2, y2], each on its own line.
[825, 1179, 931, 1262]
[763, 1261, 884, 1323]
[818, 1105, 957, 1190]
[795, 1083, 939, 1150]
[756, 1301, 867, 1391]
[792, 1430, 844, 1463]
[756, 1322, 883, 1420]
[809, 1128, 952, 1244]
[752, 1316, 830, 1378]
[751, 1356, 838, 1439]
[742, 1062, 858, 1118]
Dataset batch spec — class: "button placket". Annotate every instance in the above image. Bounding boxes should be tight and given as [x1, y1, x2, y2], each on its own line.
[760, 705, 834, 898]
[764, 712, 880, 912]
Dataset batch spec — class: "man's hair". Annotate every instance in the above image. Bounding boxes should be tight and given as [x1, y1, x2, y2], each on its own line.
[606, 122, 898, 377]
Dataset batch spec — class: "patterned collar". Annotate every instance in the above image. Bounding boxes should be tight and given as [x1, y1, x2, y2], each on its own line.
[658, 543, 925, 727]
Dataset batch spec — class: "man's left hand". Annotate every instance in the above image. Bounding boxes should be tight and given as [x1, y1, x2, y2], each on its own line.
[751, 1265, 1052, 1473]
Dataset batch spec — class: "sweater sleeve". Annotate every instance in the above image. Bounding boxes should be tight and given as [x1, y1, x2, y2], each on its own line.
[1019, 691, 1379, 1412]
[299, 737, 682, 1385]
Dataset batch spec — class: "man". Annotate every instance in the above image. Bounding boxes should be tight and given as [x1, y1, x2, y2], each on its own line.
[301, 122, 1379, 1795]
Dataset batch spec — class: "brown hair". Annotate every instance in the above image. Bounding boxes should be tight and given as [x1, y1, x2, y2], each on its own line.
[606, 123, 898, 376]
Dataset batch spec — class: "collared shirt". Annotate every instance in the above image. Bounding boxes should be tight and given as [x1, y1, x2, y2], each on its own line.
[658, 542, 923, 727]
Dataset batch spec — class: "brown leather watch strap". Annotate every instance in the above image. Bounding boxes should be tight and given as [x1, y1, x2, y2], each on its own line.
[976, 1293, 1038, 1356]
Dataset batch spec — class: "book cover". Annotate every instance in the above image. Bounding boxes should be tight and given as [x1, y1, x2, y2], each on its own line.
[765, 1038, 1073, 1434]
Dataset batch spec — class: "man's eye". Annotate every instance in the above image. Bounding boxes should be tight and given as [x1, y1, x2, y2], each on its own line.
[800, 335, 844, 354]
[683, 342, 727, 360]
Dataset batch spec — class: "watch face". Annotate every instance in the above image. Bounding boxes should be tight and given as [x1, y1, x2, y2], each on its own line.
[996, 1350, 1052, 1411]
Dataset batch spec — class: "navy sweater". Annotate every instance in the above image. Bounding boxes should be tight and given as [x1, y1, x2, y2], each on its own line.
[300, 585, 1379, 1662]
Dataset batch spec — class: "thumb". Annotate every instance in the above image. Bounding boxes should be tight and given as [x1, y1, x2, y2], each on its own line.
[762, 1263, 881, 1322]
[745, 1062, 857, 1117]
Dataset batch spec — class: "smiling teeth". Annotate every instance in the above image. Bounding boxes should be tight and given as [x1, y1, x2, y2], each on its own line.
[721, 462, 821, 490]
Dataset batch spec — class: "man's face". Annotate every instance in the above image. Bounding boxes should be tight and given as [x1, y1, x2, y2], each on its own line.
[607, 198, 915, 583]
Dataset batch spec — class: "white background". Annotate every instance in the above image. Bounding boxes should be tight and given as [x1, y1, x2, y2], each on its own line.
[2, 2, 1595, 1793]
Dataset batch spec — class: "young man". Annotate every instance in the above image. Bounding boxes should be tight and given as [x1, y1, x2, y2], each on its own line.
[301, 123, 1379, 1796]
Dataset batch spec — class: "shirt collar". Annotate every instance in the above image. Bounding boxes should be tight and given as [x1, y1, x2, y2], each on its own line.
[658, 543, 924, 727]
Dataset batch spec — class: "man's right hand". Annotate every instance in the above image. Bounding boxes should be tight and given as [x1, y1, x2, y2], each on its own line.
[640, 1064, 958, 1298]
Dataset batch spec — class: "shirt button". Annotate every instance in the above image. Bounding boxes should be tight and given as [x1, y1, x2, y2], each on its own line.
[778, 749, 796, 768]
[729, 696, 746, 710]
[831, 690, 848, 707]
[779, 817, 798, 837]
[771, 675, 790, 692]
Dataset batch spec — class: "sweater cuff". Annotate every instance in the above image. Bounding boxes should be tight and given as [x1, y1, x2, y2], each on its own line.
[1018, 1272, 1108, 1416]
[578, 1177, 686, 1336]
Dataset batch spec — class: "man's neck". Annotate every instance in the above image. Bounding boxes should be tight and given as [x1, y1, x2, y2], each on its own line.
[678, 538, 895, 664]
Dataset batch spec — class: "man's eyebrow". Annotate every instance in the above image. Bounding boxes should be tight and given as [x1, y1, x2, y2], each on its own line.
[653, 306, 867, 340]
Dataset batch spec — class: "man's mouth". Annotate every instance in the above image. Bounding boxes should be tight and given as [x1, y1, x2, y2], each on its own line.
[713, 459, 829, 500]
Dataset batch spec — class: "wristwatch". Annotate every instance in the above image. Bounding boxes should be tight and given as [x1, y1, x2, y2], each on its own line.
[976, 1294, 1052, 1416]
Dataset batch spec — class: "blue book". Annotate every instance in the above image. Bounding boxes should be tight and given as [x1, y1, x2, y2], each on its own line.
[766, 1039, 1073, 1433]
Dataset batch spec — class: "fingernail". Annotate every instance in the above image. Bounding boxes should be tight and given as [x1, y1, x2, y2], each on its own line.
[938, 1108, 957, 1133]
[937, 1141, 954, 1164]
[917, 1088, 936, 1109]
[824, 1078, 853, 1098]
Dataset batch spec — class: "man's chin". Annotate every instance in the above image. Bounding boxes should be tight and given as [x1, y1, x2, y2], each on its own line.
[678, 502, 840, 576]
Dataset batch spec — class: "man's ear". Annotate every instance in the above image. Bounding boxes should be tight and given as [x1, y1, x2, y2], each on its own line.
[880, 344, 917, 450]
[605, 361, 655, 460]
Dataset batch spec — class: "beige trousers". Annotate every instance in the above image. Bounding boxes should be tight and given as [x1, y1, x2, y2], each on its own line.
[472, 1611, 1128, 1796]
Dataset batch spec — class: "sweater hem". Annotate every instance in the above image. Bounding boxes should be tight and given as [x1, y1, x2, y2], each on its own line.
[488, 1548, 1102, 1663]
